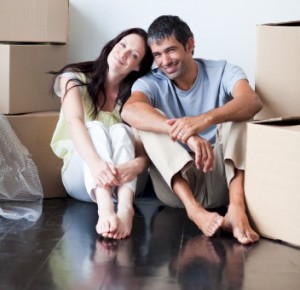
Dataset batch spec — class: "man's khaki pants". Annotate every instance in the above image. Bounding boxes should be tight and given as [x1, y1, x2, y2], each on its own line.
[139, 122, 247, 209]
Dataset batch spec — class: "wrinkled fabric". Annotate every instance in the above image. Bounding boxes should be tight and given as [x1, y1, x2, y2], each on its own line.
[0, 114, 43, 221]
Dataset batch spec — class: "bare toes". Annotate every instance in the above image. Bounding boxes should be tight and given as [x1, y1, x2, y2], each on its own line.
[96, 213, 118, 236]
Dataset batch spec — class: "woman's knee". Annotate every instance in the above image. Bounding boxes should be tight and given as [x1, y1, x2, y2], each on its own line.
[110, 123, 134, 144]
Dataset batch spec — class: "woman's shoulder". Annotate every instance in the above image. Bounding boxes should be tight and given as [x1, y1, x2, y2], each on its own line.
[60, 70, 90, 83]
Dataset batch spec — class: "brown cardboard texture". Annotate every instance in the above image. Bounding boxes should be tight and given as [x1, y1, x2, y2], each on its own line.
[245, 118, 300, 247]
[0, 44, 67, 114]
[0, 0, 69, 43]
[7, 112, 67, 199]
[255, 21, 300, 120]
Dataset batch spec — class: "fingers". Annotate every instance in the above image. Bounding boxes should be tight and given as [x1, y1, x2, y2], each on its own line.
[166, 118, 197, 143]
[96, 163, 119, 189]
[202, 142, 214, 172]
[187, 136, 214, 172]
[195, 144, 213, 172]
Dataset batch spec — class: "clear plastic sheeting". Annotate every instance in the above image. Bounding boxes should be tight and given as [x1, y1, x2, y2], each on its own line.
[0, 114, 43, 221]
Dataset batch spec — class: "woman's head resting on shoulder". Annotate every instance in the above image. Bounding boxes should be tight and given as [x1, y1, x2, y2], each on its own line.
[104, 28, 154, 80]
[50, 28, 153, 118]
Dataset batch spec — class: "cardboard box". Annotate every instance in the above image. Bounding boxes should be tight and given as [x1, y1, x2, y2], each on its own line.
[255, 21, 300, 120]
[245, 118, 300, 247]
[0, 0, 69, 43]
[7, 112, 67, 199]
[0, 44, 67, 114]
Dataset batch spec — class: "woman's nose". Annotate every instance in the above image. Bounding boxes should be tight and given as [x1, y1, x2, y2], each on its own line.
[120, 50, 128, 59]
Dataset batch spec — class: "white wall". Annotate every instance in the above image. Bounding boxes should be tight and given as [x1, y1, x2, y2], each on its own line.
[68, 0, 299, 86]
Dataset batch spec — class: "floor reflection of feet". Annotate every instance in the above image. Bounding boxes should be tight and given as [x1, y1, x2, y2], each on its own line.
[173, 235, 222, 269]
[170, 235, 225, 289]
[93, 238, 118, 264]
[93, 237, 133, 266]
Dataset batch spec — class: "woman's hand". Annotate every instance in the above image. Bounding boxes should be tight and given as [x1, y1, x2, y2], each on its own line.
[115, 160, 140, 185]
[92, 159, 120, 189]
[113, 128, 149, 186]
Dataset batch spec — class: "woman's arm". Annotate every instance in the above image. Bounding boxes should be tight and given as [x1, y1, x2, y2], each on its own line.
[60, 77, 119, 189]
[115, 129, 150, 185]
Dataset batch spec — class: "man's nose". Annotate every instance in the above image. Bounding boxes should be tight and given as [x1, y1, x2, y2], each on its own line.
[161, 53, 171, 65]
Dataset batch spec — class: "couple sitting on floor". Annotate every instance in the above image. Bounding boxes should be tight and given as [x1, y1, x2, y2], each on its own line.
[50, 15, 262, 244]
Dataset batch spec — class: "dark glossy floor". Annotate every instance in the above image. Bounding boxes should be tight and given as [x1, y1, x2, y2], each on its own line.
[1, 184, 300, 290]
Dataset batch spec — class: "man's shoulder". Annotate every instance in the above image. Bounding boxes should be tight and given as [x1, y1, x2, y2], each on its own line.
[195, 58, 227, 69]
[139, 67, 169, 82]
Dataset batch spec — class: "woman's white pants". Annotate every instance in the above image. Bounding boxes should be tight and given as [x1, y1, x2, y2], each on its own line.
[62, 122, 138, 203]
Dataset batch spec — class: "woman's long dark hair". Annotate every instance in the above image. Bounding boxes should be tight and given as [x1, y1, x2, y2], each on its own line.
[50, 28, 153, 119]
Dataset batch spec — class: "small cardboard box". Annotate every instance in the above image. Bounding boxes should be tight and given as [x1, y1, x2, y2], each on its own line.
[0, 0, 69, 43]
[7, 112, 67, 199]
[0, 44, 67, 114]
[255, 21, 300, 120]
[245, 117, 300, 247]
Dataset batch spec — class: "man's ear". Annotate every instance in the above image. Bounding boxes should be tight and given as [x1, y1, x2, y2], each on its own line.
[186, 37, 195, 53]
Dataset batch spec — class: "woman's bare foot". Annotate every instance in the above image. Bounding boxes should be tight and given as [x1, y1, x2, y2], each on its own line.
[221, 204, 260, 244]
[111, 206, 135, 240]
[188, 206, 224, 237]
[96, 210, 119, 238]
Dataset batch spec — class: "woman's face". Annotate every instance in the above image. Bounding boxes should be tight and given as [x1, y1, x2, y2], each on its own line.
[107, 34, 146, 75]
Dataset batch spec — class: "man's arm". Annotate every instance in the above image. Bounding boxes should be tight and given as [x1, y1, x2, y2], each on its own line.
[121, 91, 170, 133]
[122, 91, 215, 173]
[167, 79, 263, 143]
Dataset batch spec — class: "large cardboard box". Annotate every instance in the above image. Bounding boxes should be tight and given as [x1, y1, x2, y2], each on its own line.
[0, 44, 67, 114]
[245, 118, 300, 247]
[0, 0, 69, 43]
[7, 112, 67, 199]
[255, 21, 300, 120]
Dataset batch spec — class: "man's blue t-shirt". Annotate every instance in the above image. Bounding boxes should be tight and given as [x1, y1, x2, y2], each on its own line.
[131, 58, 247, 146]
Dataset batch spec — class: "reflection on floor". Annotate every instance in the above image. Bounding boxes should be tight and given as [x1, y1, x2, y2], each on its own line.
[0, 196, 300, 290]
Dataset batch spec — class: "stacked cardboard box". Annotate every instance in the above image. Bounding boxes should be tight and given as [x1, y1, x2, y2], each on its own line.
[1, 0, 69, 198]
[245, 21, 300, 247]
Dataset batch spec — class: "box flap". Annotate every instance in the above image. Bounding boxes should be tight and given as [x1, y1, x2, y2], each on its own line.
[260, 20, 300, 27]
[253, 116, 300, 125]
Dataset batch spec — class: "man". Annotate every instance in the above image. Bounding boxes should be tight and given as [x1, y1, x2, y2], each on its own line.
[121, 15, 262, 244]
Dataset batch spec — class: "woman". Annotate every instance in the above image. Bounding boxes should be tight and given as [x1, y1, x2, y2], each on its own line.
[50, 28, 153, 240]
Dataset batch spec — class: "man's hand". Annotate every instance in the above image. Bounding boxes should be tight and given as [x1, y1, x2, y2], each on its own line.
[186, 135, 214, 172]
[166, 115, 210, 143]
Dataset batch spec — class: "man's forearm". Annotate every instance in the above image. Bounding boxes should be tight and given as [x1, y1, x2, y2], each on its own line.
[122, 102, 170, 133]
[203, 94, 262, 126]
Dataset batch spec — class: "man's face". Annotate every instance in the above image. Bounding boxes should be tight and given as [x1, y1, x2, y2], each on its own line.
[150, 36, 193, 81]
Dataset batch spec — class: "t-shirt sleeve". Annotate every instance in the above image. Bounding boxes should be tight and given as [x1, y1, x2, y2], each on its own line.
[53, 72, 86, 100]
[131, 76, 158, 106]
[222, 62, 248, 97]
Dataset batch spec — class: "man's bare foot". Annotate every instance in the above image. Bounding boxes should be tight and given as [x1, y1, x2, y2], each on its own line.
[188, 207, 224, 237]
[96, 210, 118, 238]
[221, 204, 260, 244]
